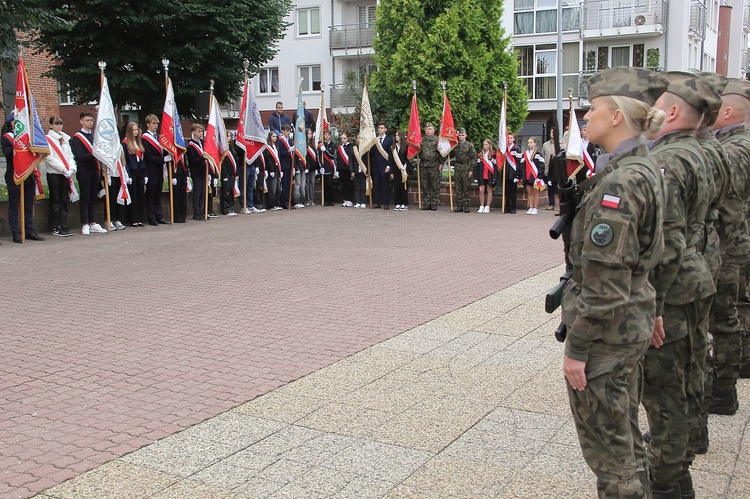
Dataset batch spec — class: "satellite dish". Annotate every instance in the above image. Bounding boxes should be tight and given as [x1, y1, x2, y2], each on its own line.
[634, 15, 646, 25]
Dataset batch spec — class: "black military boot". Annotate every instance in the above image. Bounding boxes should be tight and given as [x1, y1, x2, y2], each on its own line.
[709, 387, 739, 415]
[678, 470, 695, 499]
[697, 424, 709, 454]
[740, 362, 750, 379]
[651, 483, 681, 499]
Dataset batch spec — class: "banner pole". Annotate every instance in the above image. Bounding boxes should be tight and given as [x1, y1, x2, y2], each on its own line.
[98, 61, 112, 231]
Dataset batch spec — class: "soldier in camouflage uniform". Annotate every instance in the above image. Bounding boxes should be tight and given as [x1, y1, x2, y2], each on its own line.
[709, 79, 750, 415]
[641, 72, 716, 499]
[450, 128, 476, 213]
[561, 67, 668, 499]
[694, 72, 730, 455]
[419, 122, 442, 210]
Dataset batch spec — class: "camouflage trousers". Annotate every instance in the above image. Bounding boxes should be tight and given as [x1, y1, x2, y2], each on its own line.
[567, 340, 651, 499]
[420, 164, 441, 207]
[453, 168, 471, 210]
[689, 296, 713, 462]
[738, 263, 750, 366]
[709, 261, 742, 393]
[642, 303, 696, 484]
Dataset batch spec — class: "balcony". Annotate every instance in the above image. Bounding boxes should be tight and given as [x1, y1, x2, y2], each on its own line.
[742, 50, 750, 72]
[581, 0, 666, 40]
[689, 0, 707, 40]
[330, 83, 361, 109]
[744, 5, 750, 33]
[329, 24, 375, 57]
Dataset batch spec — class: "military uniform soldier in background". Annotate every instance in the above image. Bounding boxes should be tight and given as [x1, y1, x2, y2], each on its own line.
[450, 128, 476, 213]
[561, 67, 668, 499]
[419, 122, 441, 210]
[694, 72, 731, 454]
[708, 79, 750, 417]
[641, 72, 716, 499]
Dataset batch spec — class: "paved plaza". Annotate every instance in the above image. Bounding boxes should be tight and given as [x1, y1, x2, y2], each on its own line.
[0, 206, 748, 498]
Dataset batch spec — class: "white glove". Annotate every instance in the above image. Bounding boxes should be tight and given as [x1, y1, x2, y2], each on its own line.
[304, 169, 308, 174]
[265, 171, 269, 179]
[280, 171, 284, 179]
[107, 177, 112, 186]
[385, 166, 390, 173]
[213, 178, 218, 187]
[144, 176, 149, 184]
[270, 172, 275, 178]
[547, 180, 552, 186]
[320, 145, 326, 152]
[223, 178, 229, 182]
[127, 178, 133, 185]
[62, 169, 72, 178]
[172, 178, 177, 186]
[334, 171, 339, 178]
[164, 154, 173, 162]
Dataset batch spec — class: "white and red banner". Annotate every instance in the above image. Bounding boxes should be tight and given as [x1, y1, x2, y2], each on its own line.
[204, 94, 228, 175]
[12, 57, 49, 186]
[437, 93, 457, 157]
[160, 78, 187, 163]
[237, 78, 266, 164]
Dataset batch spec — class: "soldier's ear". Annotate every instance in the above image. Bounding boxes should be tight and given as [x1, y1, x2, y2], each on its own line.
[611, 109, 624, 127]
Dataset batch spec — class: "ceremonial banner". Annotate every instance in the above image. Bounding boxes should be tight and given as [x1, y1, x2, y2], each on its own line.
[497, 91, 507, 162]
[407, 93, 421, 160]
[12, 57, 49, 184]
[93, 75, 130, 204]
[314, 90, 329, 145]
[236, 78, 266, 164]
[294, 86, 306, 165]
[357, 82, 376, 158]
[203, 94, 228, 174]
[160, 78, 187, 163]
[437, 93, 457, 157]
[565, 99, 587, 178]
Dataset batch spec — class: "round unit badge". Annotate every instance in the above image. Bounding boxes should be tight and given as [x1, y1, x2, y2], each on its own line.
[590, 223, 614, 247]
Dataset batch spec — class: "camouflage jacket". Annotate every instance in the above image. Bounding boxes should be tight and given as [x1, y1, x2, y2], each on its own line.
[715, 124, 750, 262]
[648, 131, 715, 328]
[419, 134, 442, 166]
[450, 140, 477, 171]
[696, 127, 730, 223]
[562, 141, 665, 362]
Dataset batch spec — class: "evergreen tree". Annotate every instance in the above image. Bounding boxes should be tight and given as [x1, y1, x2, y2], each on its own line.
[371, 0, 527, 142]
[35, 0, 292, 117]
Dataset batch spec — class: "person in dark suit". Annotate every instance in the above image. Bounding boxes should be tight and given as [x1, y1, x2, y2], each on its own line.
[390, 130, 410, 211]
[369, 123, 392, 209]
[70, 112, 107, 234]
[336, 132, 355, 207]
[187, 124, 208, 220]
[319, 130, 336, 206]
[141, 114, 168, 225]
[277, 124, 294, 209]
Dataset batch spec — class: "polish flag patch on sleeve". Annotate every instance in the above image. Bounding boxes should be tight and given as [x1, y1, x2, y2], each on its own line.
[601, 194, 621, 209]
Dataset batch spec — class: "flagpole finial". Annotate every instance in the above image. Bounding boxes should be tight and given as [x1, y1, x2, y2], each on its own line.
[243, 59, 249, 70]
[412, 80, 416, 93]
[162, 58, 169, 71]
[98, 61, 106, 73]
[503, 81, 508, 91]
[440, 80, 446, 92]
[210, 79, 215, 93]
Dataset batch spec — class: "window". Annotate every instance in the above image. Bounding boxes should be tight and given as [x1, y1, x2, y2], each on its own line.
[593, 44, 646, 70]
[633, 44, 645, 68]
[58, 82, 75, 105]
[517, 42, 580, 100]
[358, 5, 376, 28]
[611, 47, 631, 67]
[297, 7, 320, 37]
[514, 0, 579, 34]
[299, 65, 322, 92]
[258, 67, 279, 94]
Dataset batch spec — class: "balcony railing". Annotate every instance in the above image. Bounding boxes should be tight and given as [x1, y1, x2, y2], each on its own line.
[689, 0, 707, 40]
[578, 67, 664, 101]
[742, 50, 750, 71]
[329, 24, 375, 52]
[581, 0, 667, 32]
[744, 5, 750, 32]
[330, 83, 362, 108]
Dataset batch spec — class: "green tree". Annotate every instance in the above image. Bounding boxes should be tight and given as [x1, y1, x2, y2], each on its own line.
[0, 0, 67, 70]
[371, 0, 527, 143]
[35, 0, 292, 117]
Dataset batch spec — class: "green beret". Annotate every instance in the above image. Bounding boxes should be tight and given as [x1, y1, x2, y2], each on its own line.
[585, 67, 669, 106]
[699, 72, 729, 94]
[722, 78, 750, 103]
[663, 71, 720, 115]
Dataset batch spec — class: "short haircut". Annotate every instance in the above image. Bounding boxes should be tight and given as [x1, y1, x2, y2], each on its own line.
[145, 114, 159, 124]
[191, 123, 203, 132]
[275, 101, 283, 107]
[281, 124, 291, 132]
[79, 112, 94, 120]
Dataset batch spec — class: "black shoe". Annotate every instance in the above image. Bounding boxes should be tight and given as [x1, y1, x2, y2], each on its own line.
[207, 212, 218, 218]
[175, 219, 186, 223]
[463, 208, 470, 213]
[709, 388, 739, 415]
[454, 207, 463, 212]
[373, 204, 381, 209]
[53, 226, 65, 237]
[509, 209, 516, 214]
[430, 206, 437, 211]
[62, 226, 73, 237]
[12, 232, 22, 243]
[192, 216, 205, 221]
[26, 232, 45, 241]
[148, 220, 159, 226]
[422, 205, 431, 211]
[157, 218, 169, 224]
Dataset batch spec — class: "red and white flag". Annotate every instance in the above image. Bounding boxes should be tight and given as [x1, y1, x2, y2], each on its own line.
[565, 98, 589, 178]
[160, 78, 187, 163]
[237, 78, 266, 164]
[12, 57, 49, 186]
[407, 93, 421, 160]
[437, 93, 457, 157]
[496, 91, 507, 163]
[314, 90, 329, 145]
[203, 94, 228, 175]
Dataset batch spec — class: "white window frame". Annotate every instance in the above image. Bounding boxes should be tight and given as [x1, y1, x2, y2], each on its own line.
[258, 67, 279, 95]
[58, 82, 76, 105]
[513, 0, 579, 34]
[297, 7, 321, 37]
[298, 64, 322, 92]
[358, 5, 377, 28]
[517, 42, 580, 100]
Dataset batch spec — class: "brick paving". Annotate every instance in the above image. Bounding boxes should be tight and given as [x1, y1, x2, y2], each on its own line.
[0, 205, 562, 498]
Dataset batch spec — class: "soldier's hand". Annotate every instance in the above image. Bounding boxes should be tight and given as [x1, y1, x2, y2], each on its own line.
[563, 355, 587, 391]
[651, 316, 665, 348]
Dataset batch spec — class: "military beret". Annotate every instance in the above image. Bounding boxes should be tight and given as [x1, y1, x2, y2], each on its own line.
[722, 78, 750, 103]
[663, 71, 719, 115]
[699, 72, 729, 94]
[585, 67, 669, 106]
[425, 122, 434, 128]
